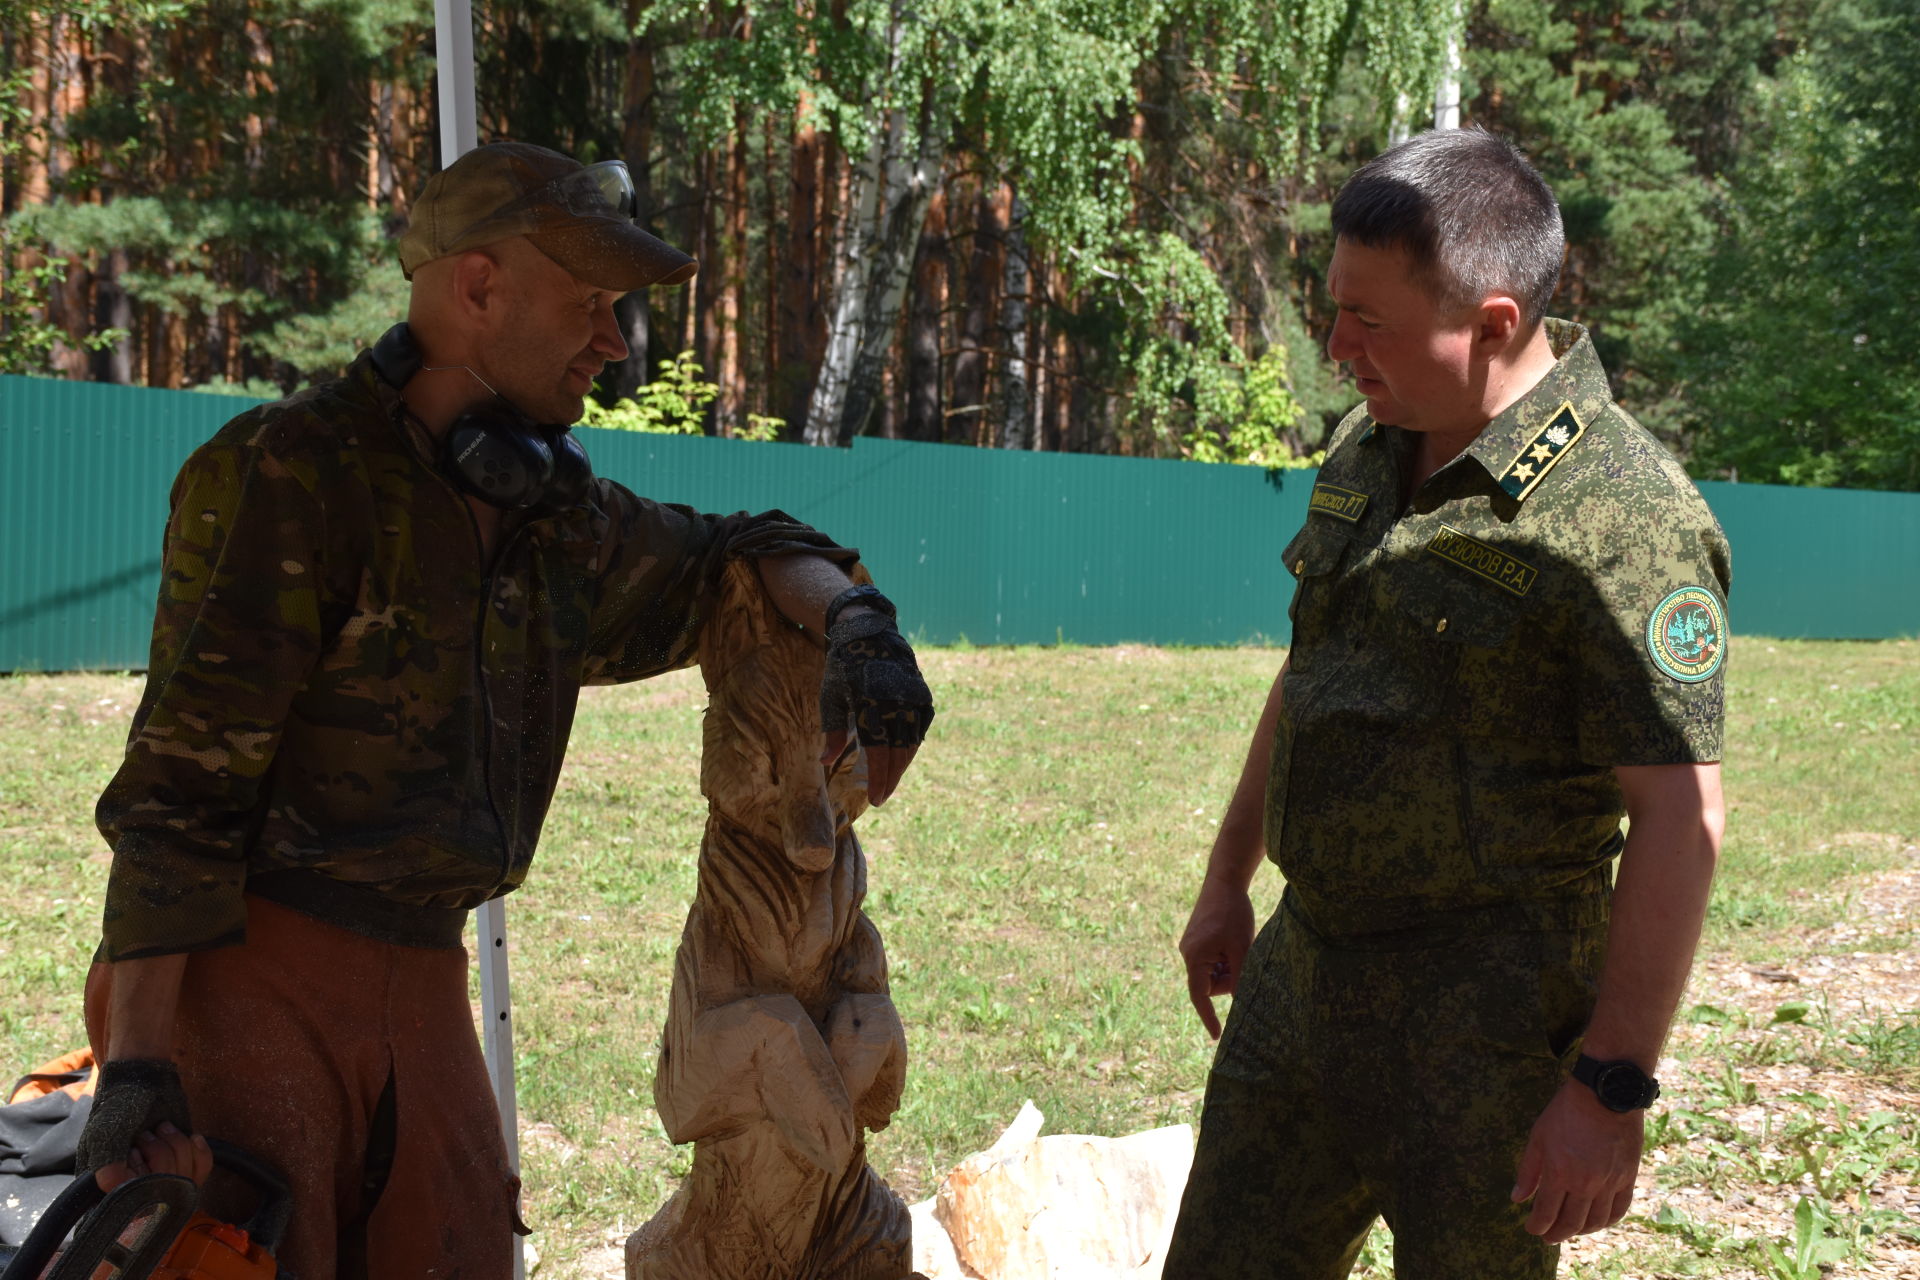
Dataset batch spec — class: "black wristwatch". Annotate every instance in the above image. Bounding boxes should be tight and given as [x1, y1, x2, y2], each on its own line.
[823, 584, 897, 631]
[1572, 1054, 1661, 1112]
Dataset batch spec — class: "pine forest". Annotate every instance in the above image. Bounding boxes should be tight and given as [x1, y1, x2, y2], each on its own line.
[2, 0, 1915, 488]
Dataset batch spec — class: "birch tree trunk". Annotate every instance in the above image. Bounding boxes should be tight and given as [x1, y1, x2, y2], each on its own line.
[803, 4, 948, 448]
[997, 191, 1031, 451]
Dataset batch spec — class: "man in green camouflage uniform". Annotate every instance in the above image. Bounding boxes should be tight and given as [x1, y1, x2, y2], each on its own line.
[1166, 129, 1728, 1278]
[77, 142, 934, 1277]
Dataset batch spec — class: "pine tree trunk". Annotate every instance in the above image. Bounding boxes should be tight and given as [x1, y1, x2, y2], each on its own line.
[948, 184, 1005, 446]
[776, 105, 822, 430]
[902, 188, 946, 442]
[694, 149, 721, 431]
[608, 18, 655, 399]
[762, 115, 778, 424]
[718, 110, 747, 433]
[1044, 303, 1070, 452]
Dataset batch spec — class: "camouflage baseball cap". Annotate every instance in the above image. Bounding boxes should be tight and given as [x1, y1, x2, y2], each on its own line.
[397, 141, 697, 290]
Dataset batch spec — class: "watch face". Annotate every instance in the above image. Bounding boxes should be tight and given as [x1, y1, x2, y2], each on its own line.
[1595, 1062, 1653, 1111]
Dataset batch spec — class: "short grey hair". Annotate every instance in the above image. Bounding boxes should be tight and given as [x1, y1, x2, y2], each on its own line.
[1331, 128, 1564, 327]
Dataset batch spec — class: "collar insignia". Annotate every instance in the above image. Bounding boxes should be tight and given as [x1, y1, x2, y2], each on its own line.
[1498, 401, 1586, 500]
[1309, 483, 1369, 523]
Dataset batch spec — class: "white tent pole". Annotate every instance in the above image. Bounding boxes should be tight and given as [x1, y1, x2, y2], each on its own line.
[434, 0, 479, 158]
[433, 4, 521, 1276]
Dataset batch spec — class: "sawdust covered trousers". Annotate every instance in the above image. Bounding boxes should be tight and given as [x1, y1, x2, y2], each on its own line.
[87, 894, 519, 1279]
[1161, 894, 1607, 1280]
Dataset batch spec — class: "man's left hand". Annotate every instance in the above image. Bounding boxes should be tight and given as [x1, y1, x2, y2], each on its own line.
[820, 608, 934, 805]
[1511, 1078, 1644, 1243]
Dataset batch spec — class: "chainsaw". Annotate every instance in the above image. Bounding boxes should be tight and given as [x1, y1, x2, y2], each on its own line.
[0, 1139, 289, 1280]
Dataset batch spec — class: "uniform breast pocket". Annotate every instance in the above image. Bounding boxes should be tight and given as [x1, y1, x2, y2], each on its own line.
[1378, 553, 1522, 718]
[1282, 522, 1355, 666]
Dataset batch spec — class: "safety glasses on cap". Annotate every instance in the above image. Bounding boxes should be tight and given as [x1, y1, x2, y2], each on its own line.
[517, 159, 638, 222]
[575, 160, 638, 220]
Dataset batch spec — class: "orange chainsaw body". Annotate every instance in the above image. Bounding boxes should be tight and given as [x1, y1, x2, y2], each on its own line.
[147, 1213, 277, 1280]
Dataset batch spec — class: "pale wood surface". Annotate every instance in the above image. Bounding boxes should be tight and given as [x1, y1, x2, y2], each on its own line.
[627, 562, 918, 1280]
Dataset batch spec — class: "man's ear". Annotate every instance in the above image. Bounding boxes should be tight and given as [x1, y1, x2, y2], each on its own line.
[449, 249, 503, 324]
[1472, 293, 1526, 359]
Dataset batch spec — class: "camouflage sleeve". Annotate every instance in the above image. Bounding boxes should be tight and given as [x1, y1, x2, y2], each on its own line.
[94, 440, 328, 960]
[1574, 489, 1732, 767]
[581, 481, 858, 685]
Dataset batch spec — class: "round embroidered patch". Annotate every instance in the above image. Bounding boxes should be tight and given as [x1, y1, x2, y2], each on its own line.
[1646, 586, 1727, 682]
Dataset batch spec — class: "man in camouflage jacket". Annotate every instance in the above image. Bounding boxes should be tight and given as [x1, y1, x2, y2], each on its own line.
[1167, 130, 1728, 1278]
[78, 141, 934, 1277]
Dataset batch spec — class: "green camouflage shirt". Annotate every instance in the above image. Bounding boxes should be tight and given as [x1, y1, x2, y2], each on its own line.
[96, 352, 854, 960]
[1267, 320, 1730, 942]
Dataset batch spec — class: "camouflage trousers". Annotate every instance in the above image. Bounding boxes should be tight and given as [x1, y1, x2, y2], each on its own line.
[1163, 892, 1607, 1280]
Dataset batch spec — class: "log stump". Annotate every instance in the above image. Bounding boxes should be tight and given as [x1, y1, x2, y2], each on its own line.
[627, 562, 916, 1280]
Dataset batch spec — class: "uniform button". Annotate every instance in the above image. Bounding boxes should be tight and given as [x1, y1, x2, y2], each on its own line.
[1436, 618, 1449, 633]
[1294, 559, 1305, 574]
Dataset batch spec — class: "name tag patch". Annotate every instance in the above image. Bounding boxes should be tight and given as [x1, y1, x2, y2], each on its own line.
[1426, 525, 1538, 597]
[1309, 484, 1369, 523]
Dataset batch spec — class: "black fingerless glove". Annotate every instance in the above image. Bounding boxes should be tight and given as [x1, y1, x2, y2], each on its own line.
[821, 609, 935, 750]
[75, 1057, 193, 1174]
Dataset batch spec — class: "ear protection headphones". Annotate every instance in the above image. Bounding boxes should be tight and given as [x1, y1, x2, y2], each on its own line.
[369, 323, 593, 512]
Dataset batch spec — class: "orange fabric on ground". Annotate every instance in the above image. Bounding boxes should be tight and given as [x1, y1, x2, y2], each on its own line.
[8, 1047, 97, 1103]
[86, 895, 517, 1280]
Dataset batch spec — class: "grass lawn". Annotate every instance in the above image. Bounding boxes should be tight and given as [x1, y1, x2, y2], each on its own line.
[1, 639, 1915, 1277]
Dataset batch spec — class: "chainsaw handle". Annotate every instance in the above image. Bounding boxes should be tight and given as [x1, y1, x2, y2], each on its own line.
[203, 1139, 291, 1252]
[0, 1169, 198, 1280]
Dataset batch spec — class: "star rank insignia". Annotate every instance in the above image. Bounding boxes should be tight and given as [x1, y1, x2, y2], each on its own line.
[1499, 402, 1587, 500]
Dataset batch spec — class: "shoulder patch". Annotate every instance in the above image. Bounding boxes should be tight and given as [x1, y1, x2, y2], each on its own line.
[1646, 586, 1727, 682]
[1499, 401, 1586, 500]
[1426, 525, 1538, 597]
[1309, 483, 1369, 523]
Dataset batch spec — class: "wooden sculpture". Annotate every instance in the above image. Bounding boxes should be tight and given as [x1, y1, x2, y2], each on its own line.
[627, 561, 916, 1280]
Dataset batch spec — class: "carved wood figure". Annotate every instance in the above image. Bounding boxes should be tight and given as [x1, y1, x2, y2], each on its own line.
[627, 561, 916, 1280]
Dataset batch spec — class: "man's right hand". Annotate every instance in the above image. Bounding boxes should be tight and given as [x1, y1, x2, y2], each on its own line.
[93, 1121, 215, 1193]
[76, 1058, 196, 1187]
[1179, 878, 1256, 1040]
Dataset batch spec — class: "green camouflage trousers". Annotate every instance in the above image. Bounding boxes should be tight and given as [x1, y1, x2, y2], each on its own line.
[1163, 892, 1608, 1280]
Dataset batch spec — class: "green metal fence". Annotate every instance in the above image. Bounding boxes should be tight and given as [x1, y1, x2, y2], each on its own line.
[3, 373, 1915, 670]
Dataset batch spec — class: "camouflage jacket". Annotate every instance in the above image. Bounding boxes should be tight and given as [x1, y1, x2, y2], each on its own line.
[96, 352, 855, 960]
[1268, 320, 1730, 942]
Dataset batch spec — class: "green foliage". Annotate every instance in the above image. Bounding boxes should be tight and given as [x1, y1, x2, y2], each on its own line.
[0, 225, 127, 375]
[0, 228, 70, 375]
[580, 351, 722, 435]
[1464, 0, 1727, 434]
[637, 0, 1460, 460]
[14, 197, 390, 387]
[259, 257, 410, 386]
[1185, 347, 1319, 469]
[1682, 0, 1920, 491]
